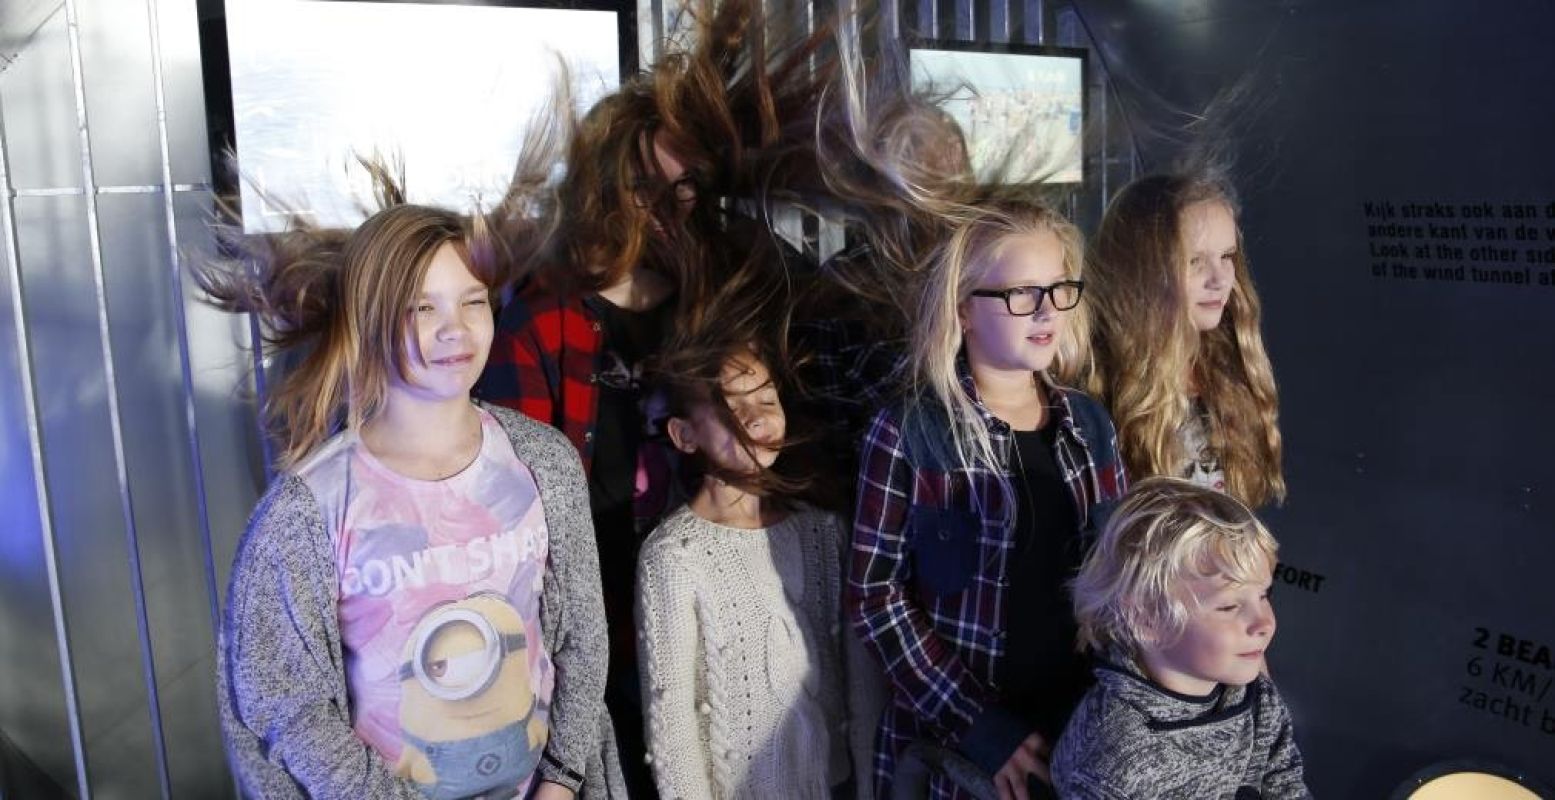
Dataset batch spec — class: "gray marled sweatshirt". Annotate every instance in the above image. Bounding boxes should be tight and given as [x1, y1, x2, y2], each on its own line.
[216, 404, 624, 798]
[1051, 661, 1310, 799]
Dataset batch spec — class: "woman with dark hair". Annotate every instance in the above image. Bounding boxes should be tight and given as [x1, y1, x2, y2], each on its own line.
[474, 2, 836, 791]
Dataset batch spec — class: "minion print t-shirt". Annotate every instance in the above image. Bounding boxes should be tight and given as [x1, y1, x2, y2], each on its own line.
[294, 407, 554, 800]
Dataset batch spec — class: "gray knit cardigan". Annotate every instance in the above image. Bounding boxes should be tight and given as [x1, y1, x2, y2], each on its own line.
[216, 404, 624, 798]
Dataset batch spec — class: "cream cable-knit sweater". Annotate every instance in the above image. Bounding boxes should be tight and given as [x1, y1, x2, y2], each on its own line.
[636, 504, 855, 799]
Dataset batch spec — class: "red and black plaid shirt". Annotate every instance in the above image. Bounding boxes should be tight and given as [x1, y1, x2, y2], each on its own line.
[475, 278, 606, 474]
[849, 369, 1127, 799]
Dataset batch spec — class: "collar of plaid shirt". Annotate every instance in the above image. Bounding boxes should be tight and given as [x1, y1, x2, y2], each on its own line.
[939, 359, 1100, 522]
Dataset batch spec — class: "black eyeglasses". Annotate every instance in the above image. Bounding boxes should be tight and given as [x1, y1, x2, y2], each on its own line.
[631, 175, 699, 208]
[969, 280, 1085, 315]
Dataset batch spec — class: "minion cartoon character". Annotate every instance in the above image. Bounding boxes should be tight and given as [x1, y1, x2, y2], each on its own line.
[395, 592, 548, 800]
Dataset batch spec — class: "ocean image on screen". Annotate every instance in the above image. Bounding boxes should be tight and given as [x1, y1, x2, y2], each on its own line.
[226, 0, 620, 233]
[911, 48, 1083, 184]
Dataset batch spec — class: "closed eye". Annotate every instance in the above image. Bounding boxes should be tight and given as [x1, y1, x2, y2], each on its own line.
[1216, 604, 1240, 612]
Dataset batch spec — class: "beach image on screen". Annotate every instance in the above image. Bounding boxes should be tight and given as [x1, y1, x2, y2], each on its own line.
[910, 48, 1083, 184]
[225, 0, 620, 233]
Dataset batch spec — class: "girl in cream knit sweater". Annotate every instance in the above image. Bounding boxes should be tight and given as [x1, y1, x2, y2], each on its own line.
[635, 337, 860, 799]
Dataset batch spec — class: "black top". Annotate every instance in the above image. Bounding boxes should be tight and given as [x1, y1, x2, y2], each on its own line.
[998, 422, 1092, 742]
[587, 295, 673, 527]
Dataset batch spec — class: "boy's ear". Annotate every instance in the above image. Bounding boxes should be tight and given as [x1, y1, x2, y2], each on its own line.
[1128, 605, 1163, 649]
[666, 417, 697, 454]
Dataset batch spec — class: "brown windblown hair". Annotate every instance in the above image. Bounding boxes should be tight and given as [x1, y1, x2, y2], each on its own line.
[1076, 172, 1285, 507]
[498, 0, 838, 313]
[198, 191, 501, 468]
[646, 256, 839, 508]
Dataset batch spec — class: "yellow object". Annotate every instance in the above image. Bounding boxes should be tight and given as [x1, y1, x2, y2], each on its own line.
[1407, 772, 1544, 800]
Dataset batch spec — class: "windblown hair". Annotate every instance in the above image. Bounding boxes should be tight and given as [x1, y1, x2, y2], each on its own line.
[793, 16, 1084, 340]
[647, 257, 825, 505]
[776, 18, 1098, 506]
[552, 87, 654, 292]
[1072, 476, 1279, 659]
[1078, 172, 1285, 507]
[198, 180, 501, 468]
[907, 197, 1091, 480]
[498, 0, 837, 313]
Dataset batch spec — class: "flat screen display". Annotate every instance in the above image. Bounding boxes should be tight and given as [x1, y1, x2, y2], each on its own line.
[219, 0, 624, 232]
[909, 42, 1086, 184]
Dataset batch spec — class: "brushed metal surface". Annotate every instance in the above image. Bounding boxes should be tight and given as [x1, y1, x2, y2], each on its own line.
[0, 63, 89, 800]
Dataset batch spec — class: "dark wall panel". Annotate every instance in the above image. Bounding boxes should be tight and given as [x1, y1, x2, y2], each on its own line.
[1078, 0, 1555, 794]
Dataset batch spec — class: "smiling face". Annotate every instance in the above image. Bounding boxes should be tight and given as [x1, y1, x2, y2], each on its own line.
[668, 352, 786, 474]
[1179, 199, 1239, 333]
[960, 229, 1072, 375]
[1140, 560, 1276, 696]
[391, 243, 493, 407]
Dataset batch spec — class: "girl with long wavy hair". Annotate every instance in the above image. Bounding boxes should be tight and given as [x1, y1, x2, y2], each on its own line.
[205, 199, 619, 799]
[1078, 172, 1285, 508]
[849, 196, 1128, 800]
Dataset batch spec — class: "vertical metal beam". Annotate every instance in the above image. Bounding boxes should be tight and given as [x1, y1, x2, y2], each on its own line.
[145, 0, 222, 672]
[935, 0, 956, 38]
[0, 79, 94, 800]
[61, 0, 173, 795]
[975, 0, 999, 43]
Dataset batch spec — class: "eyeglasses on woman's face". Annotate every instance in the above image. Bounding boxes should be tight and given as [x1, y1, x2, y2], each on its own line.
[631, 174, 699, 209]
[968, 280, 1084, 316]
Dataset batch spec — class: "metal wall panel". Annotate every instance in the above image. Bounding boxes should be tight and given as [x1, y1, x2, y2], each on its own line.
[0, 104, 79, 800]
[0, 7, 80, 192]
[174, 190, 260, 616]
[1072, 0, 1555, 793]
[98, 190, 228, 798]
[78, 0, 162, 189]
[157, 0, 213, 186]
[14, 189, 160, 799]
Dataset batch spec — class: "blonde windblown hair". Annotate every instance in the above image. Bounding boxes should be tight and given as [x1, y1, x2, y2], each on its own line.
[1072, 476, 1279, 659]
[1077, 172, 1285, 507]
[908, 197, 1092, 477]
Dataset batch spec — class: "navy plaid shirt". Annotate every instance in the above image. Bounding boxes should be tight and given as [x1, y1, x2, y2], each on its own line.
[849, 369, 1127, 799]
[791, 318, 909, 453]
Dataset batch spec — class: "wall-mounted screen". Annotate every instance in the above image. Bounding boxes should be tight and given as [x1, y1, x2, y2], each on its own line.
[205, 0, 630, 233]
[909, 40, 1086, 184]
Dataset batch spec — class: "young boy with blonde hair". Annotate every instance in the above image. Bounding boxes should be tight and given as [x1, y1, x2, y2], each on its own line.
[1051, 477, 1310, 799]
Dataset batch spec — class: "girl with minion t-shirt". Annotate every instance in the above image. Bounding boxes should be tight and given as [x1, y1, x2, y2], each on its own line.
[214, 204, 612, 800]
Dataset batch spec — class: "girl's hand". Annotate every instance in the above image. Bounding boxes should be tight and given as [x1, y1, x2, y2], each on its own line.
[992, 732, 1051, 800]
[533, 780, 576, 800]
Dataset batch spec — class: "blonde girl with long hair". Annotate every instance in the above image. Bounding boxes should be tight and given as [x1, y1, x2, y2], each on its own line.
[850, 197, 1128, 800]
[206, 203, 618, 799]
[1078, 172, 1285, 508]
